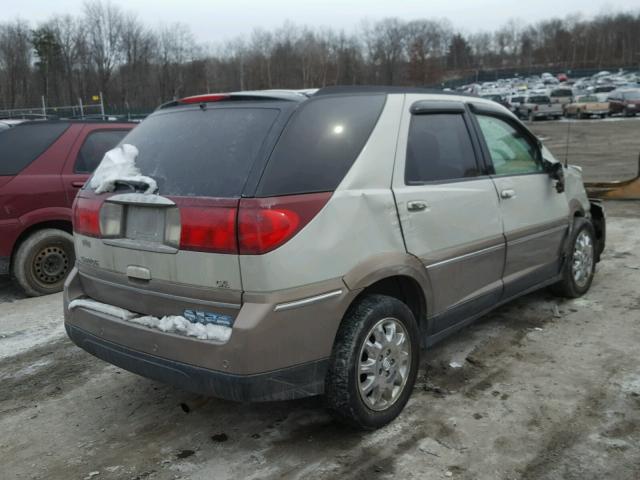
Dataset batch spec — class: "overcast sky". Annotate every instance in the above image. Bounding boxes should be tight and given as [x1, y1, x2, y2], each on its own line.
[5, 0, 639, 44]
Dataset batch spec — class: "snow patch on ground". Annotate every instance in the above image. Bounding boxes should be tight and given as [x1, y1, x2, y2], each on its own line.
[89, 144, 157, 194]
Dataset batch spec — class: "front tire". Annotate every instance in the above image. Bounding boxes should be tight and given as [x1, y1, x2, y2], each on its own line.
[12, 229, 75, 297]
[325, 294, 420, 430]
[551, 218, 596, 298]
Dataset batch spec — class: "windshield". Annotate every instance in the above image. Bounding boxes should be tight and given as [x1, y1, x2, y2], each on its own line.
[100, 106, 280, 197]
[551, 89, 572, 97]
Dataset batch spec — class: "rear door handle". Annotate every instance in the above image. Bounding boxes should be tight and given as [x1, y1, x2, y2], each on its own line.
[71, 181, 85, 188]
[407, 200, 428, 212]
[500, 189, 516, 199]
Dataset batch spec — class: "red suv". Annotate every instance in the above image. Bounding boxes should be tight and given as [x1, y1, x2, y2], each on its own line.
[0, 120, 135, 296]
[607, 89, 640, 116]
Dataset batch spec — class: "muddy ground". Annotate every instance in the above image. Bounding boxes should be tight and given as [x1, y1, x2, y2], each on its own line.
[529, 116, 640, 182]
[1, 118, 639, 480]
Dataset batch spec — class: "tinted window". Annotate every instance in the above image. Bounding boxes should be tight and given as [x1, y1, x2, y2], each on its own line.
[405, 114, 478, 184]
[106, 107, 279, 197]
[75, 130, 128, 173]
[476, 115, 542, 175]
[257, 95, 386, 196]
[528, 96, 550, 104]
[0, 122, 70, 176]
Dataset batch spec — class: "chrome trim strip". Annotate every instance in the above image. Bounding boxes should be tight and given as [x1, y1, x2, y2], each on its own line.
[274, 290, 344, 312]
[78, 271, 242, 310]
[106, 193, 175, 206]
[426, 244, 504, 270]
[509, 225, 567, 246]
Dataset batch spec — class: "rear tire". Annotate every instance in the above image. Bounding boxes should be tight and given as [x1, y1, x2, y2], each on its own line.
[12, 229, 75, 297]
[325, 294, 420, 430]
[550, 218, 596, 298]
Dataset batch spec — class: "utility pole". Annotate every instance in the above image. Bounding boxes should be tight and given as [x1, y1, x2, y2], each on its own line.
[41, 96, 46, 117]
[78, 98, 84, 118]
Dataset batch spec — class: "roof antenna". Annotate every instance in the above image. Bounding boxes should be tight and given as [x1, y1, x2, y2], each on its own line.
[563, 116, 571, 168]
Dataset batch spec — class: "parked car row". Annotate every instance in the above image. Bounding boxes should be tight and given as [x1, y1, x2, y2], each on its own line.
[501, 89, 640, 121]
[464, 68, 640, 121]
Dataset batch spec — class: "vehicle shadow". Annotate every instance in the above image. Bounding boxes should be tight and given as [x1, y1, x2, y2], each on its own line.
[0, 275, 27, 303]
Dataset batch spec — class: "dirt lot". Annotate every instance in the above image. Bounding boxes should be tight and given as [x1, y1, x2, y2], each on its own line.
[1, 118, 639, 480]
[528, 116, 640, 182]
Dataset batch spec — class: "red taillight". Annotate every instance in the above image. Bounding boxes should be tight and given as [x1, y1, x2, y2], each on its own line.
[72, 197, 102, 237]
[174, 197, 239, 254]
[179, 94, 230, 104]
[238, 192, 331, 255]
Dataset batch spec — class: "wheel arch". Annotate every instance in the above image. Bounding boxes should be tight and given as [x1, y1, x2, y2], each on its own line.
[11, 220, 73, 270]
[342, 253, 432, 340]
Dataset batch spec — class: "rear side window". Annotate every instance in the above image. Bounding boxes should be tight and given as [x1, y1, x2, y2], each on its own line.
[0, 123, 70, 175]
[75, 130, 128, 173]
[111, 107, 280, 197]
[256, 94, 386, 196]
[405, 114, 478, 184]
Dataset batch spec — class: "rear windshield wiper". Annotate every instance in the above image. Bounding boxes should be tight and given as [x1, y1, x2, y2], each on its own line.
[113, 178, 157, 193]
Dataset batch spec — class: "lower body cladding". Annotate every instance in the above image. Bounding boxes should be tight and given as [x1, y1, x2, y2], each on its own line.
[64, 267, 356, 401]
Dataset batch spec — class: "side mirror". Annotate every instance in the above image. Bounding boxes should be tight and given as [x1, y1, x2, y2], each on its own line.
[543, 158, 565, 193]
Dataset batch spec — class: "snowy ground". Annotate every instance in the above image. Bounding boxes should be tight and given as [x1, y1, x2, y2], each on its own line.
[0, 202, 638, 480]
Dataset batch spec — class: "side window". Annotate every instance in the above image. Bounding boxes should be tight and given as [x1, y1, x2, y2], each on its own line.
[476, 116, 542, 176]
[75, 130, 128, 173]
[405, 113, 479, 184]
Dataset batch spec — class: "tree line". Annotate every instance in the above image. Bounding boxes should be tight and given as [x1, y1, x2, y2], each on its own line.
[1, 1, 639, 112]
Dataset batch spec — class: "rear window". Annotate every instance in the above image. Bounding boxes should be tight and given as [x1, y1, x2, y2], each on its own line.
[0, 122, 70, 176]
[113, 107, 280, 197]
[256, 94, 386, 196]
[623, 91, 640, 100]
[528, 96, 550, 104]
[550, 89, 572, 97]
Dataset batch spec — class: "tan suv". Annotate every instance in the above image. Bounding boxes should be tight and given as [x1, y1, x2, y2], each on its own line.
[64, 87, 605, 429]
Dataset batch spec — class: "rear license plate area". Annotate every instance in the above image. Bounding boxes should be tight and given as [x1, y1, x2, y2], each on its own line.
[125, 206, 166, 243]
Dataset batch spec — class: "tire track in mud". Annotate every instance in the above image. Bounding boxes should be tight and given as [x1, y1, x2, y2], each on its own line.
[252, 293, 561, 480]
[518, 360, 640, 480]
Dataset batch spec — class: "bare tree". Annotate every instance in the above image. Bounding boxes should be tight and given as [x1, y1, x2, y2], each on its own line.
[84, 0, 124, 98]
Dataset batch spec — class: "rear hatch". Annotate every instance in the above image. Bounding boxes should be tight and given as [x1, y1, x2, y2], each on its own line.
[72, 91, 387, 322]
[72, 97, 296, 321]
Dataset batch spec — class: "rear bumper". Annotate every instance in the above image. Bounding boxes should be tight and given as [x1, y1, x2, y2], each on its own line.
[64, 267, 356, 399]
[66, 323, 328, 401]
